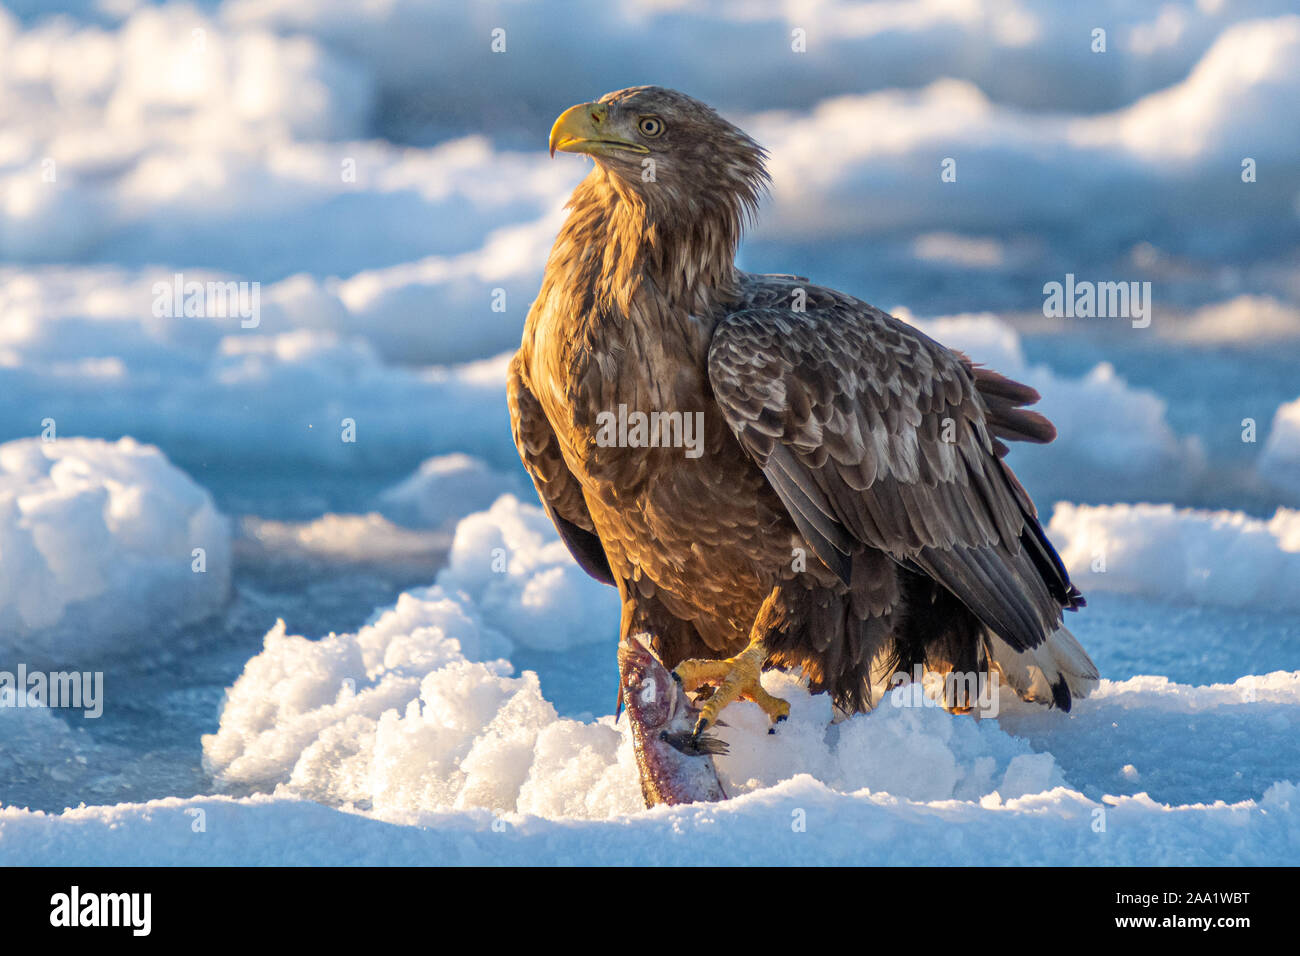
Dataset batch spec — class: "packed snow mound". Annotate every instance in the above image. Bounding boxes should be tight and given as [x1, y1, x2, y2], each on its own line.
[205, 497, 1300, 832]
[200, 579, 1300, 843]
[1048, 502, 1300, 609]
[201, 580, 1068, 820]
[376, 454, 528, 531]
[431, 495, 619, 652]
[1259, 397, 1300, 497]
[204, 497, 620, 806]
[0, 437, 230, 659]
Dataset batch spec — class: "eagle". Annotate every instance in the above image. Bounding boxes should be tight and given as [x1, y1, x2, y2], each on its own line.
[509, 86, 1097, 742]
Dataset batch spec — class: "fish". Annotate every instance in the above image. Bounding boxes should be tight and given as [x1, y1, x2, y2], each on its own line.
[618, 633, 728, 806]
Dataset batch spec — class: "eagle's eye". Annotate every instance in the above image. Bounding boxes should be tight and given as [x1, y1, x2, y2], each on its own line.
[637, 116, 665, 138]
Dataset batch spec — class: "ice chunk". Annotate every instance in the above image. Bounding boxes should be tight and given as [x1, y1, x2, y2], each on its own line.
[0, 437, 230, 660]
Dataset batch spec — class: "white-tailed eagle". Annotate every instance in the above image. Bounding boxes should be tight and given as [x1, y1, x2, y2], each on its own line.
[509, 86, 1097, 742]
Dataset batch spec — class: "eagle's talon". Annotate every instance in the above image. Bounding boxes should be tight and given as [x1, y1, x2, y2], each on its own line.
[674, 638, 789, 730]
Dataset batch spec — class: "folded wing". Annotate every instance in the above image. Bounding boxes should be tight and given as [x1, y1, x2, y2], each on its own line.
[708, 280, 1082, 654]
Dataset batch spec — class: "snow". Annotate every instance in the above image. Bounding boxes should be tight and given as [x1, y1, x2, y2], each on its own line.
[6, 262, 1203, 505]
[1260, 397, 1300, 498]
[0, 322, 518, 471]
[1048, 502, 1300, 610]
[431, 496, 619, 652]
[8, 595, 1298, 864]
[748, 19, 1298, 256]
[221, 0, 1300, 122]
[328, 210, 567, 365]
[1171, 296, 1300, 344]
[2, 777, 1297, 867]
[0, 0, 1296, 866]
[2, 4, 1296, 310]
[178, 496, 1297, 864]
[6, 636, 1292, 864]
[0, 3, 574, 275]
[206, 499, 1082, 818]
[376, 454, 528, 531]
[1073, 16, 1300, 165]
[0, 694, 113, 812]
[239, 513, 446, 567]
[0, 436, 230, 660]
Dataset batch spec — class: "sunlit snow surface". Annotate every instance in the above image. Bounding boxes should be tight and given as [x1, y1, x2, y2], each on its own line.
[2, 492, 1297, 864]
[0, 0, 1298, 863]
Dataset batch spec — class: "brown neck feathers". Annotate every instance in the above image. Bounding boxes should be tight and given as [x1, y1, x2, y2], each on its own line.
[553, 166, 745, 319]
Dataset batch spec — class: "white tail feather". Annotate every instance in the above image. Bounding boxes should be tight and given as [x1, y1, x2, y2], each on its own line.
[988, 626, 1099, 709]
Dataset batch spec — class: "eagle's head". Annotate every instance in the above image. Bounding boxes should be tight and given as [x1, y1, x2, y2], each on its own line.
[548, 86, 769, 238]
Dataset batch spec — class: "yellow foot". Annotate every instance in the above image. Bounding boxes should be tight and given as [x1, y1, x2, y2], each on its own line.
[673, 639, 790, 737]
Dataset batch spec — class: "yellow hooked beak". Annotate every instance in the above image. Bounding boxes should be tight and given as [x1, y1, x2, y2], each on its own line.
[548, 102, 649, 158]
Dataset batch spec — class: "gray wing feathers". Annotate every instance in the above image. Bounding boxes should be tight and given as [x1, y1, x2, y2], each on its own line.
[708, 284, 1076, 653]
